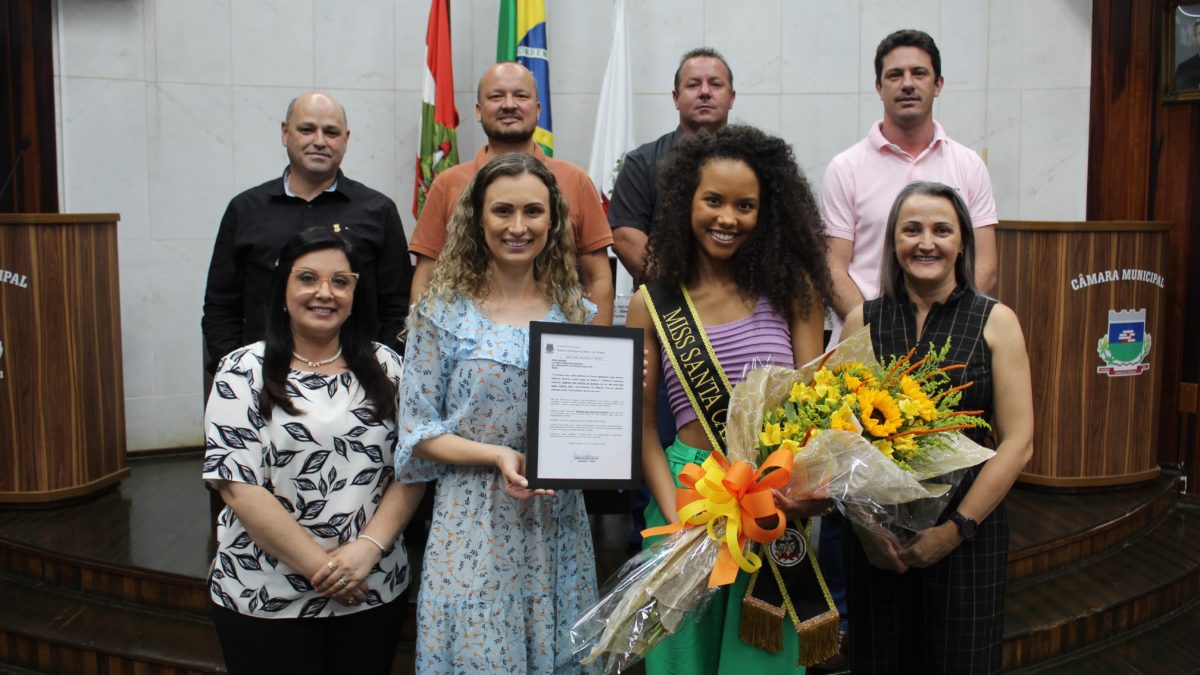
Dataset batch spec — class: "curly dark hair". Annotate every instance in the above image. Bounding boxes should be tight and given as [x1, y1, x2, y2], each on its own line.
[642, 124, 833, 323]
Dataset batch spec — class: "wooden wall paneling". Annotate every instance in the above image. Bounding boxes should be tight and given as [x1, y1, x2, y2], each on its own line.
[1089, 0, 1200, 485]
[1150, 54, 1200, 489]
[1087, 0, 1156, 221]
[0, 0, 58, 214]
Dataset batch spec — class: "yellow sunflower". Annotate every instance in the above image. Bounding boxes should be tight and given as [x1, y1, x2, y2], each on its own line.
[856, 387, 903, 437]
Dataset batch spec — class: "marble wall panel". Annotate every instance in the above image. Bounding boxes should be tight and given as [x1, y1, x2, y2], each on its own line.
[547, 0, 612, 95]
[939, 0, 989, 91]
[327, 88, 399, 202]
[985, 92, 1023, 220]
[147, 83, 235, 242]
[314, 0, 395, 90]
[155, 393, 204, 447]
[729, 94, 781, 137]
[60, 78, 151, 238]
[58, 0, 145, 80]
[706, 0, 782, 95]
[1018, 87, 1089, 220]
[231, 86, 296, 192]
[781, 0, 861, 95]
[632, 93, 684, 147]
[124, 397, 157, 451]
[551, 93, 602, 167]
[150, 240, 210, 398]
[988, 1, 1024, 91]
[1020, 0, 1092, 90]
[117, 239, 157, 401]
[781, 93, 862, 193]
[153, 0, 232, 85]
[627, 0, 705, 95]
[935, 89, 988, 154]
[231, 0, 315, 88]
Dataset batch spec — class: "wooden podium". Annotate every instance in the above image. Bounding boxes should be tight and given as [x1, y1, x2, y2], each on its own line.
[0, 213, 129, 503]
[996, 221, 1169, 488]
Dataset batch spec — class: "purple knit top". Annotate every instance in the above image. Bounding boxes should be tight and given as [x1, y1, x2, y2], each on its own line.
[661, 296, 793, 430]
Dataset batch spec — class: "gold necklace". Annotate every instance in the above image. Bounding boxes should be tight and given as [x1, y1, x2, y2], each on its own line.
[292, 346, 342, 368]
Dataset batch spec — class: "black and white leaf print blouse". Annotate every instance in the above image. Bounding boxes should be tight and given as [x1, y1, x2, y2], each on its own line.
[203, 342, 409, 618]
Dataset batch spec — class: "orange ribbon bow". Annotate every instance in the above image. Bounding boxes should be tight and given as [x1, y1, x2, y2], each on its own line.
[643, 448, 794, 587]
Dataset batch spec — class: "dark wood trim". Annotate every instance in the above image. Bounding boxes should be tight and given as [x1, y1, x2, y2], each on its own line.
[0, 468, 130, 503]
[1018, 467, 1162, 488]
[997, 220, 1173, 232]
[0, 213, 120, 225]
[126, 446, 206, 459]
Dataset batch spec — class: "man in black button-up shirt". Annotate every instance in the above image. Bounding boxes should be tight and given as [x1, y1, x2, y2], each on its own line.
[202, 92, 412, 374]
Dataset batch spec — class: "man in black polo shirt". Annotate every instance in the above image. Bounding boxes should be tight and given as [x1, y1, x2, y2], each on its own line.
[202, 91, 412, 374]
[608, 47, 736, 279]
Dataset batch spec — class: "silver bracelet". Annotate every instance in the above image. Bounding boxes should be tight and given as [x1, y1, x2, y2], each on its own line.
[359, 534, 387, 552]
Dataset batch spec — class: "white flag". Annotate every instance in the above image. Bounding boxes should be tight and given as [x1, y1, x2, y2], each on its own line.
[588, 0, 637, 323]
[588, 0, 634, 206]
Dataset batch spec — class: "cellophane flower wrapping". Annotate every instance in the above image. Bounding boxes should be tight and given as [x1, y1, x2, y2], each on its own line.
[726, 326, 996, 539]
[571, 526, 720, 672]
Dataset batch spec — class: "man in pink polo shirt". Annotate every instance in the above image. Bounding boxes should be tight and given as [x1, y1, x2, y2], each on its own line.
[408, 62, 615, 323]
[822, 29, 998, 342]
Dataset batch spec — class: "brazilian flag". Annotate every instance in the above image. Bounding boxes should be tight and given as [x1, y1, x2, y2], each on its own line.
[497, 0, 554, 156]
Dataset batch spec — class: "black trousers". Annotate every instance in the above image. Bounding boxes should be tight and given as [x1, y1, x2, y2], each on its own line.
[210, 593, 408, 675]
[846, 504, 1008, 675]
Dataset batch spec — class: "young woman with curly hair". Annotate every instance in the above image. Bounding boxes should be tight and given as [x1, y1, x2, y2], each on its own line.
[627, 124, 836, 673]
[394, 152, 598, 672]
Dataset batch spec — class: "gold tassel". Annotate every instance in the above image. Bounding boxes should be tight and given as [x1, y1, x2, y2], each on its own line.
[739, 594, 785, 653]
[796, 608, 841, 666]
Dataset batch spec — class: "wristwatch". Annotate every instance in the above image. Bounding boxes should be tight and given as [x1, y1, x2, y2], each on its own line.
[949, 511, 977, 540]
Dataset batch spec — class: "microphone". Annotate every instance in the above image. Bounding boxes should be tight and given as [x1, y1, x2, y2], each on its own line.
[0, 137, 33, 206]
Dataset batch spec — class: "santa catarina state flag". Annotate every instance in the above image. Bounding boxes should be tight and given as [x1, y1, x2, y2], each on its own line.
[413, 0, 459, 217]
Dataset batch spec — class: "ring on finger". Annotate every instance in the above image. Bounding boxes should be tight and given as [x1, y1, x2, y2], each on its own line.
[337, 577, 348, 588]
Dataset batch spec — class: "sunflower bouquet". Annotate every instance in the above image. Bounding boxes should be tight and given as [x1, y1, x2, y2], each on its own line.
[571, 328, 995, 672]
[727, 326, 996, 536]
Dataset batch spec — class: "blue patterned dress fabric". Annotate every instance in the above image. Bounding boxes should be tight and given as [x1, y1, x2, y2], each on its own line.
[396, 293, 598, 673]
[202, 342, 410, 618]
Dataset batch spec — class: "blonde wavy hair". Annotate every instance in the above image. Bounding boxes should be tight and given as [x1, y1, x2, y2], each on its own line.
[415, 152, 588, 324]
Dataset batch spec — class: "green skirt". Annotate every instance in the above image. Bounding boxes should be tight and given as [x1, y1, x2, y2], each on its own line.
[642, 438, 806, 675]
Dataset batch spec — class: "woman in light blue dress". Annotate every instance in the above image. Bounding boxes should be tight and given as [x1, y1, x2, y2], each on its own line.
[396, 153, 599, 673]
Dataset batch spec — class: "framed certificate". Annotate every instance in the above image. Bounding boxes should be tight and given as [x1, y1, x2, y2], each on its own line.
[526, 321, 643, 489]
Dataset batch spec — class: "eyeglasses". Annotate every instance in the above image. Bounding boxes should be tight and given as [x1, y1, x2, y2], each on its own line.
[290, 268, 360, 294]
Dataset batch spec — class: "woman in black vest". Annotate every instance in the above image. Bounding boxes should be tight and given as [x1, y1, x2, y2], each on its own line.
[841, 181, 1034, 673]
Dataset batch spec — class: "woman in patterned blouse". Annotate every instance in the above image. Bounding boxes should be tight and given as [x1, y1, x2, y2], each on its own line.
[203, 227, 425, 674]
[395, 153, 598, 673]
[841, 182, 1034, 672]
